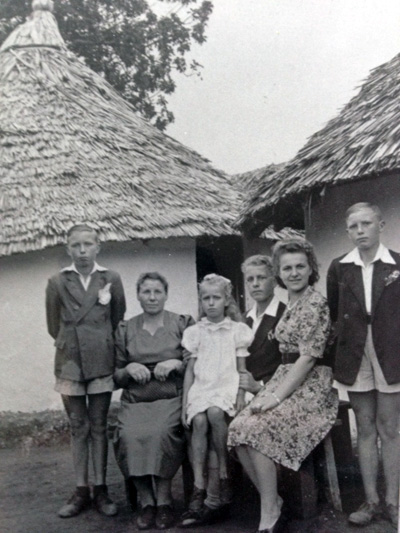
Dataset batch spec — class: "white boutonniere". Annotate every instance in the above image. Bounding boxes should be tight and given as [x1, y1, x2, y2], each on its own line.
[98, 283, 112, 305]
[384, 270, 400, 287]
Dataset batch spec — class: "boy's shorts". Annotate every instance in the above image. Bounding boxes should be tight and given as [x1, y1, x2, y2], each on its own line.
[54, 374, 115, 396]
[335, 326, 400, 394]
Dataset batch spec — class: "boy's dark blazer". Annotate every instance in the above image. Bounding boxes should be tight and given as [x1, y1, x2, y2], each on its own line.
[245, 301, 285, 383]
[46, 268, 126, 382]
[327, 249, 400, 385]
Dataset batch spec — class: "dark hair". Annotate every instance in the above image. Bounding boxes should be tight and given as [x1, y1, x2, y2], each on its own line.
[241, 254, 273, 274]
[345, 202, 383, 222]
[67, 224, 99, 242]
[272, 238, 319, 288]
[198, 273, 243, 322]
[136, 272, 169, 294]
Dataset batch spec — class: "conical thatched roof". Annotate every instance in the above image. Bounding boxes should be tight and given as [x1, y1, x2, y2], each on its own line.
[239, 51, 400, 233]
[0, 0, 240, 257]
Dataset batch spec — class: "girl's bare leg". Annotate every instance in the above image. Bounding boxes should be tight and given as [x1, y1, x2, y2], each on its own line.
[191, 413, 209, 489]
[206, 406, 229, 478]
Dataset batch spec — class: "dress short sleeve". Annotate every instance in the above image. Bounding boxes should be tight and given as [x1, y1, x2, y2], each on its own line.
[298, 296, 330, 359]
[233, 322, 254, 358]
[182, 324, 201, 357]
[114, 320, 128, 369]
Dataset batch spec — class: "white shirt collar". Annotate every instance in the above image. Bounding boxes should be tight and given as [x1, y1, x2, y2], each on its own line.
[61, 262, 108, 274]
[340, 243, 395, 266]
[247, 294, 281, 321]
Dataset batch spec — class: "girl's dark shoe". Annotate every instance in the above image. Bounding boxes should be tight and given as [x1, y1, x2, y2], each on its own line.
[177, 508, 202, 528]
[155, 505, 175, 529]
[93, 485, 118, 516]
[137, 505, 156, 530]
[188, 486, 206, 511]
[58, 486, 91, 518]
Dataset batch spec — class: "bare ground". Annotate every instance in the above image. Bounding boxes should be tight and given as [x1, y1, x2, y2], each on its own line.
[0, 441, 395, 533]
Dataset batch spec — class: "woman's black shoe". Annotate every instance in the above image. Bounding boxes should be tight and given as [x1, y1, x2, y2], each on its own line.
[137, 505, 156, 530]
[155, 505, 174, 529]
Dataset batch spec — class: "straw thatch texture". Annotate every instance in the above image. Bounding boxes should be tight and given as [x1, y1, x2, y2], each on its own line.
[0, 4, 239, 256]
[233, 164, 304, 239]
[239, 51, 400, 232]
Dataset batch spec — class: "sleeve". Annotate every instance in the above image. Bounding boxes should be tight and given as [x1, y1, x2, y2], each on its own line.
[298, 296, 331, 359]
[113, 321, 131, 388]
[326, 260, 339, 323]
[181, 324, 200, 358]
[114, 321, 129, 370]
[178, 315, 196, 363]
[110, 272, 126, 331]
[234, 322, 254, 358]
[45, 277, 61, 340]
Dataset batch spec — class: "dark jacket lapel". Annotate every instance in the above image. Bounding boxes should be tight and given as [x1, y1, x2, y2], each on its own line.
[247, 301, 285, 351]
[343, 264, 366, 314]
[75, 271, 106, 323]
[63, 271, 85, 305]
[371, 258, 398, 315]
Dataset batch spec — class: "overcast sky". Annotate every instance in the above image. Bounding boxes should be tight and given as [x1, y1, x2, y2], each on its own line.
[167, 0, 400, 174]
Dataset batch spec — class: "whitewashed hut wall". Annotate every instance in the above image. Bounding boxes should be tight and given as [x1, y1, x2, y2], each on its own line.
[0, 238, 197, 412]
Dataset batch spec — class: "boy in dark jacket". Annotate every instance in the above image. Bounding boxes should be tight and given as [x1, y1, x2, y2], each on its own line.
[46, 224, 126, 518]
[327, 203, 400, 528]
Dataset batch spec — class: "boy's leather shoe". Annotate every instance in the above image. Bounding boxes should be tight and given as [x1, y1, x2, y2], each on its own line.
[93, 485, 117, 516]
[58, 486, 91, 518]
[348, 501, 381, 525]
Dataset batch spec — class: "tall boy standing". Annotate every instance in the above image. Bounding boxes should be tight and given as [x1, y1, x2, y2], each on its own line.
[46, 224, 126, 518]
[327, 203, 400, 528]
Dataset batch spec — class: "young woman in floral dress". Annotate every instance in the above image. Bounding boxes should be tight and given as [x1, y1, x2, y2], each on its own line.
[228, 239, 339, 533]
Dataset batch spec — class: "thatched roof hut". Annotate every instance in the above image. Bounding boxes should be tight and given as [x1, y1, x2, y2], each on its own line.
[0, 0, 241, 257]
[238, 51, 400, 235]
[233, 163, 303, 239]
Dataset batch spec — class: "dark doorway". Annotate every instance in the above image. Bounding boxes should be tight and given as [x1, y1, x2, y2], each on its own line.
[196, 236, 245, 312]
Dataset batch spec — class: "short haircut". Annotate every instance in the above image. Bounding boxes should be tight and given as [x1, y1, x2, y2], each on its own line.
[272, 238, 319, 287]
[136, 272, 169, 294]
[241, 254, 273, 274]
[345, 202, 383, 222]
[67, 224, 99, 242]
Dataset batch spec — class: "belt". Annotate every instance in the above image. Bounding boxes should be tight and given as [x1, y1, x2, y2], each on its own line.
[366, 314, 372, 325]
[281, 352, 325, 366]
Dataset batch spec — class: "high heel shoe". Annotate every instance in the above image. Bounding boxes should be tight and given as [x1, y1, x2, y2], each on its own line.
[257, 510, 288, 533]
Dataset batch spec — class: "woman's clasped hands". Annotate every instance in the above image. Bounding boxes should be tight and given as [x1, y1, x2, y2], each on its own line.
[125, 359, 183, 384]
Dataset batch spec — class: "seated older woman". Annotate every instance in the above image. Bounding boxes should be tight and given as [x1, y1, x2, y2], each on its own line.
[228, 239, 339, 533]
[113, 272, 194, 530]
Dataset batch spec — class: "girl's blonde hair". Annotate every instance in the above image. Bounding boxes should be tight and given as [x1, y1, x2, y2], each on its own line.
[198, 273, 243, 322]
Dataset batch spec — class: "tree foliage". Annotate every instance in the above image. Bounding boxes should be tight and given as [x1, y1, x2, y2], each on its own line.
[0, 0, 213, 130]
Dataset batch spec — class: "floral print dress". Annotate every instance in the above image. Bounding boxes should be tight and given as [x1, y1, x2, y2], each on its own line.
[228, 286, 339, 471]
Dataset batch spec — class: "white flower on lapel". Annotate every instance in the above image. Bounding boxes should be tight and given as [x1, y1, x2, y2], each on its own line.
[384, 270, 400, 287]
[98, 283, 112, 305]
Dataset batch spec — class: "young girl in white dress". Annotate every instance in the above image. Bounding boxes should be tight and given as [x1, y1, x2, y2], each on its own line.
[180, 274, 253, 521]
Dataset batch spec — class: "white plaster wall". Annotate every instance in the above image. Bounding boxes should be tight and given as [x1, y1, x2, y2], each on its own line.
[306, 175, 400, 295]
[0, 238, 197, 412]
